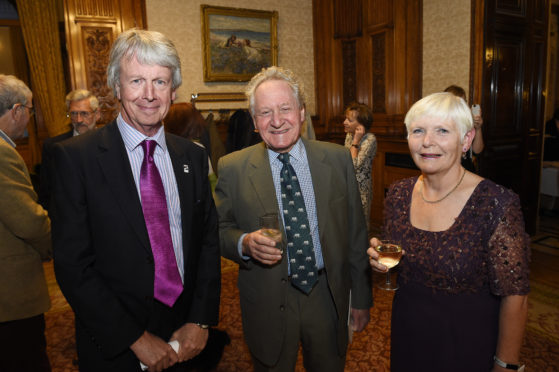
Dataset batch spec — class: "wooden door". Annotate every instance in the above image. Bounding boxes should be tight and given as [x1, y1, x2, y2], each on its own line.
[64, 0, 146, 125]
[478, 0, 549, 234]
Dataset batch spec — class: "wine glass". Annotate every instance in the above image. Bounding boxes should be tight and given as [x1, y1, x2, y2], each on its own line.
[375, 241, 403, 290]
[259, 213, 283, 254]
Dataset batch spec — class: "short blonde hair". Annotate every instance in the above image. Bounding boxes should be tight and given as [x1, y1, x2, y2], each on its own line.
[404, 92, 473, 142]
[245, 66, 305, 116]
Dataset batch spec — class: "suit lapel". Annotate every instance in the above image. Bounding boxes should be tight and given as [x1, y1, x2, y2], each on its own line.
[95, 122, 151, 252]
[166, 135, 193, 256]
[248, 143, 279, 217]
[303, 139, 332, 243]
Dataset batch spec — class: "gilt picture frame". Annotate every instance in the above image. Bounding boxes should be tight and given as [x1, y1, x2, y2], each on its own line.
[201, 5, 278, 82]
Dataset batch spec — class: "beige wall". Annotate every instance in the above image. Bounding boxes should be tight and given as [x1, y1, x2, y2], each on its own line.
[145, 0, 316, 114]
[422, 0, 471, 99]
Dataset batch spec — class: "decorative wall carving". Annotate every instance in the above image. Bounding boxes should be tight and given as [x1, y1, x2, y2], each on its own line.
[73, 0, 115, 17]
[82, 27, 117, 123]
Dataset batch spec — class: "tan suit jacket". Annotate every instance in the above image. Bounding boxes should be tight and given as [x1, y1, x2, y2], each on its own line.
[0, 138, 51, 322]
[215, 139, 372, 366]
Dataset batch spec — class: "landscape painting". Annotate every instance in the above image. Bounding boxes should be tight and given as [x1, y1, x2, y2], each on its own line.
[201, 5, 278, 82]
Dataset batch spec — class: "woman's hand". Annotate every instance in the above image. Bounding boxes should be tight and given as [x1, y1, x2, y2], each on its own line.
[354, 125, 365, 143]
[367, 237, 389, 273]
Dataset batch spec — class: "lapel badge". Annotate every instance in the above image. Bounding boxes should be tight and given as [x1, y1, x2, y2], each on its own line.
[183, 164, 189, 173]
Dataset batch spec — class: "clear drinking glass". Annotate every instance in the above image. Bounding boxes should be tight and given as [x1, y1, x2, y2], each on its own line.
[259, 213, 283, 254]
[375, 241, 403, 290]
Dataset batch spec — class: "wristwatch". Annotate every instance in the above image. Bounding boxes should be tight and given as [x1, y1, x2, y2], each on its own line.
[351, 144, 359, 148]
[195, 323, 209, 329]
[494, 355, 525, 371]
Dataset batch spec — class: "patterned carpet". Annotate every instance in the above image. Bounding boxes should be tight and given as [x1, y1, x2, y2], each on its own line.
[43, 256, 559, 371]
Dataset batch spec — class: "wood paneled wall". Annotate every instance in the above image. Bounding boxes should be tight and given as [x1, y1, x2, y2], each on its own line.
[313, 0, 422, 229]
[64, 0, 146, 125]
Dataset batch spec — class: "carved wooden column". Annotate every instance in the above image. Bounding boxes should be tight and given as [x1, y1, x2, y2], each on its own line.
[64, 0, 145, 125]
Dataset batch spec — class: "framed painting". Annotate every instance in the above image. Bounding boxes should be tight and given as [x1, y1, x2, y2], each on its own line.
[201, 5, 278, 82]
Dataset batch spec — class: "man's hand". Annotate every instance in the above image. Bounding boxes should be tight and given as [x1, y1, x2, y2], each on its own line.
[350, 308, 370, 332]
[130, 331, 178, 372]
[170, 323, 209, 362]
[242, 230, 282, 265]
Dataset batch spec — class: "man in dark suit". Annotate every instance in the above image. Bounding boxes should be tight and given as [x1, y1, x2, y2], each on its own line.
[215, 67, 372, 371]
[51, 29, 220, 372]
[39, 89, 100, 209]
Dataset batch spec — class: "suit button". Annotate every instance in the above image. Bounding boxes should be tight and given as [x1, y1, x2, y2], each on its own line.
[281, 278, 287, 283]
[146, 256, 154, 264]
[279, 305, 285, 311]
[145, 295, 153, 301]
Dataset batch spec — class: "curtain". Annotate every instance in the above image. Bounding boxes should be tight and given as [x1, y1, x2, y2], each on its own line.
[16, 0, 67, 137]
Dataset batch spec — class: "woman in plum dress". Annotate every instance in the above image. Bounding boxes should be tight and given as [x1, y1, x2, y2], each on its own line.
[367, 92, 530, 372]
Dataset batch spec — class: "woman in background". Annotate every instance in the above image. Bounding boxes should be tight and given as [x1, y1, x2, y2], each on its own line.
[343, 102, 377, 229]
[444, 85, 484, 173]
[368, 92, 529, 372]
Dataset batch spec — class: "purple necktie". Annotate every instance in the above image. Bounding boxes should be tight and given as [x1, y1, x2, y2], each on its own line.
[140, 140, 183, 307]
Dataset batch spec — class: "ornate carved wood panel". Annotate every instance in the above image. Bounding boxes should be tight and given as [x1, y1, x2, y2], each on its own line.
[64, 0, 145, 125]
[341, 40, 357, 108]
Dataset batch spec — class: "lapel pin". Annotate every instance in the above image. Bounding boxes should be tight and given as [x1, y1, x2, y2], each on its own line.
[183, 164, 189, 173]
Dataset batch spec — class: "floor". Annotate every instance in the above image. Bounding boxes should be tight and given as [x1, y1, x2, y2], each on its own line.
[42, 211, 559, 371]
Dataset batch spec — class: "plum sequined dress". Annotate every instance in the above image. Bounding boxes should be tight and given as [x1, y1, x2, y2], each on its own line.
[383, 177, 530, 372]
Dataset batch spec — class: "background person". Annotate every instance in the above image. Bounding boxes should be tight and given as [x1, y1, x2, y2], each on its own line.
[444, 85, 484, 173]
[368, 92, 530, 372]
[0, 74, 52, 372]
[51, 29, 220, 372]
[39, 89, 101, 209]
[215, 66, 372, 372]
[343, 102, 377, 230]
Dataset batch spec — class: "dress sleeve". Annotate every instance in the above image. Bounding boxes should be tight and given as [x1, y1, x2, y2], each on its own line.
[487, 193, 530, 296]
[352, 134, 377, 171]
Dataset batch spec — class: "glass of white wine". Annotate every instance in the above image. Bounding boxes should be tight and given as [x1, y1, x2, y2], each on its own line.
[375, 241, 403, 290]
[259, 213, 283, 254]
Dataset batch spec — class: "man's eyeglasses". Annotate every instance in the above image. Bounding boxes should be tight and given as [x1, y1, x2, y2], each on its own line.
[12, 103, 35, 116]
[67, 111, 94, 119]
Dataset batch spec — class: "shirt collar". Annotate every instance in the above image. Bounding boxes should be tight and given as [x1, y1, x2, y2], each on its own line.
[117, 113, 167, 153]
[0, 129, 16, 148]
[267, 137, 305, 165]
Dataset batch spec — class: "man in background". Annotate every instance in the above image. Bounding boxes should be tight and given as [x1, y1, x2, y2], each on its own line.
[51, 29, 220, 372]
[0, 74, 52, 372]
[39, 89, 101, 209]
[215, 66, 372, 371]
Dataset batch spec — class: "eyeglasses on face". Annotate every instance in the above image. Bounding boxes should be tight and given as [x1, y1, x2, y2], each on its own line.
[12, 103, 35, 116]
[67, 111, 94, 119]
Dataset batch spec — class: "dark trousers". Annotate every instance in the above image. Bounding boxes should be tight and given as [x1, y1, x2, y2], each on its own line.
[0, 314, 51, 372]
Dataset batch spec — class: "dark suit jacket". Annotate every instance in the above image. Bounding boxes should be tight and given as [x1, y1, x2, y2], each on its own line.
[215, 139, 372, 366]
[51, 121, 220, 370]
[39, 129, 73, 210]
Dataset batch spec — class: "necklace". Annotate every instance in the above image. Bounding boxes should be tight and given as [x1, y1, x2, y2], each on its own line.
[419, 168, 466, 204]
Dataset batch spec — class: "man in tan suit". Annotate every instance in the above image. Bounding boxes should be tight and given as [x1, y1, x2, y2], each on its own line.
[215, 67, 372, 371]
[0, 75, 52, 371]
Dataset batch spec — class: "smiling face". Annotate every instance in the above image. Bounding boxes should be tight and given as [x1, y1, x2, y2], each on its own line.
[116, 56, 176, 136]
[252, 79, 305, 153]
[407, 115, 470, 175]
[343, 110, 361, 133]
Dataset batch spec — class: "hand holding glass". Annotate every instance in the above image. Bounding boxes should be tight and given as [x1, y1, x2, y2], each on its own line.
[259, 213, 283, 254]
[375, 241, 402, 290]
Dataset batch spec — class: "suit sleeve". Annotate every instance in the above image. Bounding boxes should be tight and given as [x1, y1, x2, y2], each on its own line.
[0, 144, 51, 259]
[214, 155, 251, 268]
[51, 142, 144, 358]
[345, 149, 373, 309]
